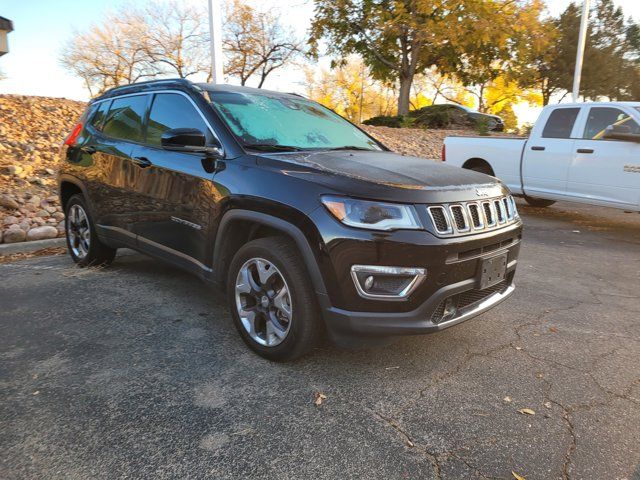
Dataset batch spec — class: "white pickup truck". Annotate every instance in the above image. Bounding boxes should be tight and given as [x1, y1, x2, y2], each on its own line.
[443, 102, 640, 211]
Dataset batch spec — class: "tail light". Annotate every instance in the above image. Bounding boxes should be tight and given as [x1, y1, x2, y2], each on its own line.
[64, 122, 84, 146]
[441, 144, 446, 162]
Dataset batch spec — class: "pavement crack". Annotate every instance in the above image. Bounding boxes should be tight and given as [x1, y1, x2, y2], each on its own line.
[367, 407, 442, 479]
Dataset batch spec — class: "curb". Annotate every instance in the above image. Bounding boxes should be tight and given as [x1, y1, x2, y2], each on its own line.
[0, 238, 66, 256]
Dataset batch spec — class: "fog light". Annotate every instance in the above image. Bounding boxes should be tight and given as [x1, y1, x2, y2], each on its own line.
[350, 265, 427, 300]
[364, 275, 374, 291]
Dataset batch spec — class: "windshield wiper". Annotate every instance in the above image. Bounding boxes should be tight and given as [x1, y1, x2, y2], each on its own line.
[326, 145, 375, 151]
[243, 143, 304, 152]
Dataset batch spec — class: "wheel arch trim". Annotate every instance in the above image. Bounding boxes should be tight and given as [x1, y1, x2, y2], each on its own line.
[212, 209, 328, 295]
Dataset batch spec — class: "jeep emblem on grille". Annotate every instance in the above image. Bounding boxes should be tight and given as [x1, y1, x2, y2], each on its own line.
[475, 188, 491, 197]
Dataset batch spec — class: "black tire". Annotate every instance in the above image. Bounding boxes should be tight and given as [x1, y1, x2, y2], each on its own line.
[226, 237, 321, 361]
[523, 195, 556, 208]
[64, 194, 117, 267]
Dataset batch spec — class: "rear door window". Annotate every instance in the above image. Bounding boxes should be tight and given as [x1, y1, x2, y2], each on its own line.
[102, 95, 148, 142]
[542, 108, 580, 139]
[146, 93, 211, 146]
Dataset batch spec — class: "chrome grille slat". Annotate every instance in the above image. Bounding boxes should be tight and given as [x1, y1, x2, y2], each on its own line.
[427, 195, 518, 237]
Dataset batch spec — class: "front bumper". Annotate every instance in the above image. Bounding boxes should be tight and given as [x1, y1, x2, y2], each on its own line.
[319, 259, 516, 342]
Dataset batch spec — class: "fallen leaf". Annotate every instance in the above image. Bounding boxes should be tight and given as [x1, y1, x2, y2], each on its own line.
[549, 326, 558, 333]
[512, 471, 526, 480]
[544, 401, 552, 409]
[503, 396, 512, 403]
[314, 392, 327, 406]
[518, 408, 536, 415]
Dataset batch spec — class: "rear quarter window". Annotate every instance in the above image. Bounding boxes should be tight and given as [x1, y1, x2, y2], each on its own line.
[102, 95, 148, 142]
[542, 108, 580, 139]
[88, 101, 111, 132]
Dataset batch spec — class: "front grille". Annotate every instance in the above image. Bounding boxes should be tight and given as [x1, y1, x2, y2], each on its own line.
[428, 206, 452, 233]
[427, 195, 518, 237]
[483, 202, 495, 226]
[467, 204, 482, 228]
[450, 205, 468, 231]
[430, 279, 509, 324]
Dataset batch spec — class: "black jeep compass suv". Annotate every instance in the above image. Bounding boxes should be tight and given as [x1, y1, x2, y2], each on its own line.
[59, 79, 522, 360]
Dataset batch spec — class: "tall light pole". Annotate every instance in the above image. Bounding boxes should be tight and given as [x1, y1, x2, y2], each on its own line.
[572, 0, 590, 102]
[208, 0, 224, 84]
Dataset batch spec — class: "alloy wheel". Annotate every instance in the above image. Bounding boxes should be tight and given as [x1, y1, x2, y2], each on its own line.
[67, 204, 91, 259]
[234, 258, 292, 347]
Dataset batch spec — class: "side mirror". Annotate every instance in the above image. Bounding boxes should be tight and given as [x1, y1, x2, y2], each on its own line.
[161, 128, 223, 156]
[602, 124, 640, 143]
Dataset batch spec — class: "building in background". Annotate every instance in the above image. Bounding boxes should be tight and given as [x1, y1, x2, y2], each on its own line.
[0, 16, 14, 56]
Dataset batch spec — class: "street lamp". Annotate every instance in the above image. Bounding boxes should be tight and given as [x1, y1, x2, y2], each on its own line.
[572, 0, 590, 102]
[208, 0, 224, 83]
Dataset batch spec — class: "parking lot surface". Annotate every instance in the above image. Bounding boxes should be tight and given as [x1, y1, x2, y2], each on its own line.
[1, 201, 639, 479]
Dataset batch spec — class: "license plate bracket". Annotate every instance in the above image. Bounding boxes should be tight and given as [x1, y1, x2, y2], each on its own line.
[479, 254, 507, 290]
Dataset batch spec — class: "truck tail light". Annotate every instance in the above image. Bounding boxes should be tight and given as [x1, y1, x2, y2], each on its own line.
[441, 144, 446, 162]
[64, 122, 84, 146]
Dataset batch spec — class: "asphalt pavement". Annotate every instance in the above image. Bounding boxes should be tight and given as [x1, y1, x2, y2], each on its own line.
[1, 200, 639, 479]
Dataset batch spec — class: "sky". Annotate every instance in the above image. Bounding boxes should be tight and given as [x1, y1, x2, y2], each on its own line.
[1, 0, 640, 121]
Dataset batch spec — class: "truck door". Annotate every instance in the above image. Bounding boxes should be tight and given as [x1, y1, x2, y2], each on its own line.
[522, 107, 580, 199]
[569, 106, 640, 208]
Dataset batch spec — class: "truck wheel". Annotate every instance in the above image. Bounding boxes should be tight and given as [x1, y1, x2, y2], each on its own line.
[64, 194, 117, 267]
[227, 237, 322, 361]
[524, 196, 556, 208]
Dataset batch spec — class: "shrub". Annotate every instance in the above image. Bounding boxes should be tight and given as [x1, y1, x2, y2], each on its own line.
[362, 115, 404, 128]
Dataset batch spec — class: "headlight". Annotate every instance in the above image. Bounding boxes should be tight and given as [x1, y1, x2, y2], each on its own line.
[321, 196, 422, 231]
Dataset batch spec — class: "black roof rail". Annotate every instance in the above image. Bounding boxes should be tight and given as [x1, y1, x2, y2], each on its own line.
[93, 78, 195, 102]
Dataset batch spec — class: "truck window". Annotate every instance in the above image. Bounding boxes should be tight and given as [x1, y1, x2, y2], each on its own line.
[583, 107, 640, 139]
[542, 108, 580, 139]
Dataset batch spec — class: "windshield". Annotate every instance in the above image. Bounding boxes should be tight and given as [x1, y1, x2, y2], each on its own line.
[206, 90, 381, 151]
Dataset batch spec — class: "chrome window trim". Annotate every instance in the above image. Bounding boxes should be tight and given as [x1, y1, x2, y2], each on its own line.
[93, 89, 225, 156]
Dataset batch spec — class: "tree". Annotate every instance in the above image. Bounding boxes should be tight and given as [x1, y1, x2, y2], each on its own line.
[137, 1, 210, 79]
[60, 14, 154, 95]
[534, 0, 640, 103]
[60, 2, 210, 95]
[224, 0, 303, 88]
[304, 57, 398, 122]
[309, 0, 539, 116]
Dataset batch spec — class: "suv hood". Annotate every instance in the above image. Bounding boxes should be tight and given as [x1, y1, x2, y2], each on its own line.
[260, 150, 506, 204]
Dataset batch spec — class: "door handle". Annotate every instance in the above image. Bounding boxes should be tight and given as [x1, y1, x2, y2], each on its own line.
[577, 148, 594, 154]
[132, 156, 152, 168]
[81, 145, 96, 154]
[531, 146, 545, 151]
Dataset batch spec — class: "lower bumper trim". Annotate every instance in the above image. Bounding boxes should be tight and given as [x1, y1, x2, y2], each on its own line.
[320, 279, 515, 338]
